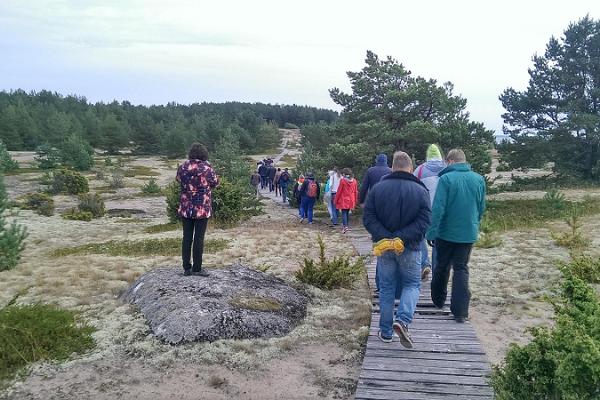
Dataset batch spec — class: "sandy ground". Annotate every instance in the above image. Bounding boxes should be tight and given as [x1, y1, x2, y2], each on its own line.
[1, 134, 369, 400]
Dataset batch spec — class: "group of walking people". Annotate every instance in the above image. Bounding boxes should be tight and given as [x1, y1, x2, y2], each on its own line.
[362, 146, 485, 348]
[175, 142, 486, 352]
[292, 168, 359, 233]
[251, 160, 291, 201]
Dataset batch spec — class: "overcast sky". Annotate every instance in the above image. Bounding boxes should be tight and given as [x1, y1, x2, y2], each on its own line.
[1, 1, 599, 134]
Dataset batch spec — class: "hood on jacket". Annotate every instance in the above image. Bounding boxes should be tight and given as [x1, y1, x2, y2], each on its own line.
[424, 159, 446, 173]
[426, 144, 443, 161]
[375, 153, 388, 166]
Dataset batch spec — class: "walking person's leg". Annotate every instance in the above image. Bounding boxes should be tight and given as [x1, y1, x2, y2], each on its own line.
[393, 250, 421, 348]
[307, 198, 315, 223]
[300, 197, 307, 220]
[191, 218, 209, 274]
[449, 243, 473, 320]
[377, 252, 398, 341]
[281, 184, 287, 203]
[331, 194, 338, 225]
[430, 238, 454, 308]
[181, 217, 194, 274]
[341, 209, 349, 232]
[420, 239, 432, 280]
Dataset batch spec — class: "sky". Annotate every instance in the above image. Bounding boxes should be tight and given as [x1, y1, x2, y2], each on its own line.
[1, 1, 600, 135]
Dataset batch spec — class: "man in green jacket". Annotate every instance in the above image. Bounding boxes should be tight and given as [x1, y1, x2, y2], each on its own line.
[425, 149, 486, 323]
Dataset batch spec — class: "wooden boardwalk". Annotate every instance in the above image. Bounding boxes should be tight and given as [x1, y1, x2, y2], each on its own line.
[346, 229, 494, 400]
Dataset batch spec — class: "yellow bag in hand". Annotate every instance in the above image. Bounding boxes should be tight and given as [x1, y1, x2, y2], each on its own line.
[373, 238, 405, 256]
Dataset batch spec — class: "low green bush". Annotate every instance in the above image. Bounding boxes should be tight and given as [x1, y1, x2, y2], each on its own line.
[77, 193, 105, 218]
[0, 304, 95, 382]
[295, 235, 364, 290]
[62, 208, 93, 221]
[560, 256, 600, 284]
[141, 178, 161, 195]
[283, 122, 299, 129]
[495, 162, 511, 172]
[165, 180, 181, 223]
[490, 267, 600, 399]
[104, 157, 113, 167]
[35, 144, 61, 170]
[552, 212, 591, 251]
[20, 192, 55, 216]
[543, 188, 566, 210]
[48, 169, 89, 195]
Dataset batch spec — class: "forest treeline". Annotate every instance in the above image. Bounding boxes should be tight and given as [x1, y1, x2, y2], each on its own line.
[0, 90, 337, 157]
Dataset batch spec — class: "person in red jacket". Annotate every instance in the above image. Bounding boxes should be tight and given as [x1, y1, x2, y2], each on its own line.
[334, 168, 359, 233]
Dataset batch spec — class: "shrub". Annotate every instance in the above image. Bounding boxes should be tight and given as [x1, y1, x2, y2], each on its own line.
[77, 193, 105, 218]
[0, 304, 95, 381]
[141, 178, 161, 195]
[34, 143, 61, 170]
[61, 208, 93, 221]
[165, 180, 181, 223]
[475, 217, 502, 248]
[495, 162, 511, 172]
[552, 212, 591, 251]
[20, 192, 54, 216]
[283, 122, 300, 129]
[0, 141, 18, 172]
[109, 169, 125, 189]
[490, 268, 600, 399]
[104, 157, 113, 167]
[543, 188, 566, 210]
[48, 169, 89, 195]
[0, 175, 27, 271]
[295, 235, 364, 290]
[559, 256, 600, 284]
[212, 178, 262, 227]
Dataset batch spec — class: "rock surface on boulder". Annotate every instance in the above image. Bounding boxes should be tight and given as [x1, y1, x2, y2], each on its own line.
[122, 264, 308, 344]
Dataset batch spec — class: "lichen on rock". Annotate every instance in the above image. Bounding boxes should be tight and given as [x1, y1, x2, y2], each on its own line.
[122, 264, 308, 344]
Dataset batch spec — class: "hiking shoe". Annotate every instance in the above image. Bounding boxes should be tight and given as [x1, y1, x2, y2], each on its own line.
[421, 266, 432, 281]
[455, 316, 467, 323]
[183, 269, 192, 276]
[378, 331, 393, 343]
[342, 226, 348, 234]
[300, 218, 305, 223]
[393, 321, 413, 349]
[308, 221, 313, 225]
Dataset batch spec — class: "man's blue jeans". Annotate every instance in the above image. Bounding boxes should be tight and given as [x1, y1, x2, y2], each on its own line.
[300, 196, 316, 222]
[378, 250, 421, 338]
[281, 183, 288, 203]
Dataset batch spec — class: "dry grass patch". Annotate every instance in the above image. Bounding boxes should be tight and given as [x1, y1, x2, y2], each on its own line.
[51, 238, 231, 257]
[230, 295, 282, 312]
[143, 222, 180, 233]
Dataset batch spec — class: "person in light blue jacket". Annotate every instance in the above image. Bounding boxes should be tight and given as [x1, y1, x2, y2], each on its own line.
[413, 144, 446, 280]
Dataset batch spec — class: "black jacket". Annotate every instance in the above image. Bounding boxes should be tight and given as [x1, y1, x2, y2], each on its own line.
[258, 164, 268, 177]
[362, 171, 431, 250]
[359, 160, 392, 204]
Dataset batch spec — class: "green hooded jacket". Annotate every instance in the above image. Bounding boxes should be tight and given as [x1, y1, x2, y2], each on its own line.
[425, 163, 486, 244]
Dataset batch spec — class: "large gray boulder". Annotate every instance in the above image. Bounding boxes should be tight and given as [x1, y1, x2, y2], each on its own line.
[122, 264, 308, 344]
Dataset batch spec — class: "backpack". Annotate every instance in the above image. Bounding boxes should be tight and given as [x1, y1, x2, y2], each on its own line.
[306, 181, 318, 198]
[280, 172, 290, 183]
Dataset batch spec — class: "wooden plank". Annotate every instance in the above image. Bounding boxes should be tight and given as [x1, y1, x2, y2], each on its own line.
[359, 370, 488, 386]
[356, 380, 494, 396]
[355, 387, 492, 400]
[366, 341, 486, 355]
[364, 349, 489, 363]
[362, 356, 490, 371]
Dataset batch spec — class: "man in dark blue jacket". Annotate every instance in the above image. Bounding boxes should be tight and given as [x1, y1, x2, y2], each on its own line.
[359, 153, 392, 205]
[363, 151, 431, 348]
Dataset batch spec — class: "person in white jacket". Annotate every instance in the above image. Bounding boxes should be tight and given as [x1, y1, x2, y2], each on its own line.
[329, 168, 342, 225]
[413, 144, 446, 280]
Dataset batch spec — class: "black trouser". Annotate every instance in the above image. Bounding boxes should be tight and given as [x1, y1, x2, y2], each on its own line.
[181, 217, 208, 271]
[431, 238, 473, 318]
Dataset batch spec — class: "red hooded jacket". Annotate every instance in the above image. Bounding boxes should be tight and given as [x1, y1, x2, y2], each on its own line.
[334, 177, 358, 210]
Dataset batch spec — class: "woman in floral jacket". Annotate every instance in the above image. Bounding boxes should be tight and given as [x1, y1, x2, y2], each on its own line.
[176, 143, 219, 276]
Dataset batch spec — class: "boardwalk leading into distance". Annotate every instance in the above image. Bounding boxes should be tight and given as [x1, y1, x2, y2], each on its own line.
[346, 229, 494, 400]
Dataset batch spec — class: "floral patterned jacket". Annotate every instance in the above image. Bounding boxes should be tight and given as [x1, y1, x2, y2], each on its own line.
[176, 159, 219, 219]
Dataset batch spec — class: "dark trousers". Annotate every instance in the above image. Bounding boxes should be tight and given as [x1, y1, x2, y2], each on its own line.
[431, 238, 473, 318]
[182, 217, 208, 271]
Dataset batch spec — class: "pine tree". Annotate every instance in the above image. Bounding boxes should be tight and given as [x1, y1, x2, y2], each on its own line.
[0, 141, 19, 172]
[0, 174, 27, 271]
